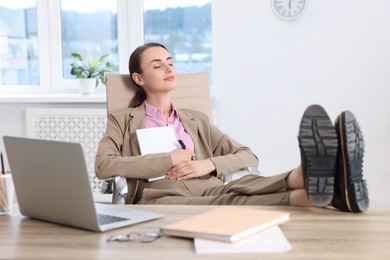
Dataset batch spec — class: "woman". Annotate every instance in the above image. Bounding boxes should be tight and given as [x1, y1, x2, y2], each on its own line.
[95, 43, 369, 212]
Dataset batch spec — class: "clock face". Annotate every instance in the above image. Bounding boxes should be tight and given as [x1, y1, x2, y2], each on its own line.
[272, 0, 307, 20]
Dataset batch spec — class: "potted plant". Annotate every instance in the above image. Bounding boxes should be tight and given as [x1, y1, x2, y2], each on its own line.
[70, 52, 117, 94]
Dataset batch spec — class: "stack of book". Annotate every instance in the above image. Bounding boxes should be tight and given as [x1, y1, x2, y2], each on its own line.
[160, 206, 291, 254]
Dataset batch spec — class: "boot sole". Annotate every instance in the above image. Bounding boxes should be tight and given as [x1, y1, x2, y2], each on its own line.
[337, 111, 369, 212]
[299, 105, 338, 207]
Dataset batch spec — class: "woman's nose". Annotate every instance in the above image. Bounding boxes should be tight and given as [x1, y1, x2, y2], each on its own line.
[165, 64, 172, 73]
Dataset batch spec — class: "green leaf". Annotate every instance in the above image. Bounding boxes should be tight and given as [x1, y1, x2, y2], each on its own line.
[99, 53, 110, 63]
[70, 52, 82, 60]
[88, 57, 99, 70]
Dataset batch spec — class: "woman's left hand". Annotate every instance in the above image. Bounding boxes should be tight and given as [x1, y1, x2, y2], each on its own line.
[166, 159, 216, 181]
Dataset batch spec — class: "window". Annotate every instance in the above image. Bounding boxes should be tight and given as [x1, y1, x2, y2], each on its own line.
[144, 0, 212, 81]
[60, 0, 118, 80]
[0, 1, 39, 86]
[0, 0, 212, 94]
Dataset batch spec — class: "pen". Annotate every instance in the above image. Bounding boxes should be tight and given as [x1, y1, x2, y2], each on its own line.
[178, 139, 186, 150]
[178, 140, 197, 161]
[1, 152, 4, 175]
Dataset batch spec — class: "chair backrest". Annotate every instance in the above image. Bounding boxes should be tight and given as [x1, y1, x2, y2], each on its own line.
[105, 72, 212, 121]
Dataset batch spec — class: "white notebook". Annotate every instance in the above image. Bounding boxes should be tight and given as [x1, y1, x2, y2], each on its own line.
[136, 126, 179, 155]
[194, 226, 291, 254]
[136, 126, 180, 181]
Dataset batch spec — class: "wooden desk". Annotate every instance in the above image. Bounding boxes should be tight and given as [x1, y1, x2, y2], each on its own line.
[1, 205, 390, 259]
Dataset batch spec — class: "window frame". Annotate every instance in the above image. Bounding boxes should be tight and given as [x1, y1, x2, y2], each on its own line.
[0, 0, 50, 93]
[0, 0, 144, 94]
[48, 0, 143, 93]
[0, 0, 212, 95]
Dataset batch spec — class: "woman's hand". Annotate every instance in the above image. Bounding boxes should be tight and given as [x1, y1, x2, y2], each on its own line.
[166, 159, 216, 181]
[169, 148, 195, 165]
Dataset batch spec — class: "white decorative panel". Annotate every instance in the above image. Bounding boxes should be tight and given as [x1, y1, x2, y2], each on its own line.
[26, 108, 107, 197]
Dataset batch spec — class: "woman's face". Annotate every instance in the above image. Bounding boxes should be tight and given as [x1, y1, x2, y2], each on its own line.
[133, 46, 177, 95]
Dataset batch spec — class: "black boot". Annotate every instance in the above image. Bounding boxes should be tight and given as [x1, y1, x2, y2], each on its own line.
[298, 105, 338, 207]
[332, 111, 369, 212]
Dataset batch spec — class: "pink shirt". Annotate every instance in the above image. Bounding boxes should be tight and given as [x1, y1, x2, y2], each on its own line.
[144, 102, 195, 152]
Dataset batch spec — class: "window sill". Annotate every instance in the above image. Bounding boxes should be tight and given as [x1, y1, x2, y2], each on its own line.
[0, 93, 106, 104]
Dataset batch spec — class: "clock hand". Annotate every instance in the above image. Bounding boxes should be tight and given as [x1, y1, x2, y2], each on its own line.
[289, 0, 292, 10]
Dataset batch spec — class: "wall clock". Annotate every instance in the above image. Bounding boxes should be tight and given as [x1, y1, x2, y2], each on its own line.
[272, 0, 308, 20]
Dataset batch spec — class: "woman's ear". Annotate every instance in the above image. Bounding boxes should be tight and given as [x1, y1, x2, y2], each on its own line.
[132, 73, 144, 86]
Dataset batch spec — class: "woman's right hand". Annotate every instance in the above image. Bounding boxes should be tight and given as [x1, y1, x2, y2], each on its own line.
[169, 148, 196, 165]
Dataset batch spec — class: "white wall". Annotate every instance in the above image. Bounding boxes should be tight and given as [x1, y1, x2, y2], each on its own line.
[212, 0, 390, 205]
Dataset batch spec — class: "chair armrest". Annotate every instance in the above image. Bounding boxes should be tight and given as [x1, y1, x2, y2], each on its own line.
[101, 177, 128, 204]
[101, 178, 114, 194]
[221, 167, 261, 184]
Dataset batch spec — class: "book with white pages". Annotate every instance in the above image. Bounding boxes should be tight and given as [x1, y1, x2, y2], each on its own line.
[136, 126, 179, 181]
[160, 207, 290, 243]
[194, 226, 292, 254]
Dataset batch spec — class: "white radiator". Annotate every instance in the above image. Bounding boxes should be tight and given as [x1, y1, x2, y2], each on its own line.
[26, 108, 109, 201]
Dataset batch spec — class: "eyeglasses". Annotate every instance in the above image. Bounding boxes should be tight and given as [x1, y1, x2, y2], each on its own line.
[106, 231, 162, 243]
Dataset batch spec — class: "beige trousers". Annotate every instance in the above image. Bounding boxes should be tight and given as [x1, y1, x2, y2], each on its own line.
[136, 171, 292, 206]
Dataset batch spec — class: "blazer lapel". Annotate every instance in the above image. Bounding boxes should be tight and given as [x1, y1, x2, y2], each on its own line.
[178, 109, 199, 154]
[128, 105, 146, 155]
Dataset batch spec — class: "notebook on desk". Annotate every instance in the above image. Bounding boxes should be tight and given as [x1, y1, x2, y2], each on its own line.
[3, 136, 163, 232]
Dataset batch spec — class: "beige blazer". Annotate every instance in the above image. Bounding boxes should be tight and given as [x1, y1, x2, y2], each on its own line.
[95, 103, 259, 203]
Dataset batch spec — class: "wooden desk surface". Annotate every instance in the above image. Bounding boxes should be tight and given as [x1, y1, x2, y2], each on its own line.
[1, 205, 390, 259]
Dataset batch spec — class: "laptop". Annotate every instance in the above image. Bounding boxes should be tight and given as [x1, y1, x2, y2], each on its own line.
[3, 136, 163, 232]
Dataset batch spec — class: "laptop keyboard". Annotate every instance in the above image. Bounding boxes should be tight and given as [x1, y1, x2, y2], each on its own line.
[98, 214, 131, 225]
